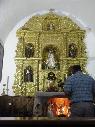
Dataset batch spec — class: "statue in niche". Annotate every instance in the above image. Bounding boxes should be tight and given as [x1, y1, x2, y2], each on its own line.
[68, 43, 77, 58]
[42, 47, 60, 70]
[46, 49, 56, 69]
[46, 72, 58, 92]
[25, 43, 34, 58]
[24, 66, 33, 82]
[47, 23, 55, 31]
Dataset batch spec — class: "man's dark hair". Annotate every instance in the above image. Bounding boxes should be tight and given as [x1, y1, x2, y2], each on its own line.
[71, 65, 82, 74]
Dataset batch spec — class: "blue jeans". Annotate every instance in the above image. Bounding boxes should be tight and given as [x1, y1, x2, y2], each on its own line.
[70, 102, 95, 117]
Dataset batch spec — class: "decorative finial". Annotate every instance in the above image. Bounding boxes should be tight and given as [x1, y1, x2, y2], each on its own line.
[86, 27, 91, 31]
[49, 8, 55, 13]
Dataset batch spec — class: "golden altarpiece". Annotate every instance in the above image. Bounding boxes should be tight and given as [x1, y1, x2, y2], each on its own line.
[13, 10, 87, 96]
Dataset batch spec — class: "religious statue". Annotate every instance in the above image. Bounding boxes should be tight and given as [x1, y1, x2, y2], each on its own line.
[46, 50, 56, 69]
[46, 72, 58, 92]
[42, 47, 60, 70]
[24, 66, 33, 82]
[47, 23, 55, 31]
[25, 43, 34, 58]
[68, 43, 77, 58]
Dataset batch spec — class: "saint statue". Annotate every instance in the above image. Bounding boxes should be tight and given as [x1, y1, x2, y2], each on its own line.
[25, 43, 34, 58]
[47, 23, 55, 31]
[68, 43, 77, 58]
[24, 66, 33, 82]
[46, 50, 56, 69]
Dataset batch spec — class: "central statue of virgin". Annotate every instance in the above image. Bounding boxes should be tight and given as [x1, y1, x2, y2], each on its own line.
[46, 50, 56, 69]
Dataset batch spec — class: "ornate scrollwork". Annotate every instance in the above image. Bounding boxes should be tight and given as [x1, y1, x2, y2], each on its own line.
[13, 10, 87, 96]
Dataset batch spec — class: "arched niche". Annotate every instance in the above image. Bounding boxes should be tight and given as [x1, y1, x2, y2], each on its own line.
[25, 43, 34, 58]
[24, 65, 33, 82]
[68, 43, 78, 58]
[42, 45, 60, 70]
[46, 22, 55, 31]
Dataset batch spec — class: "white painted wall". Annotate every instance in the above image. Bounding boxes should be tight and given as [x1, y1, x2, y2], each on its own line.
[0, 0, 95, 42]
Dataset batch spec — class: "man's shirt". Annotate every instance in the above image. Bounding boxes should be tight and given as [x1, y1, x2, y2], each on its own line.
[64, 71, 95, 103]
